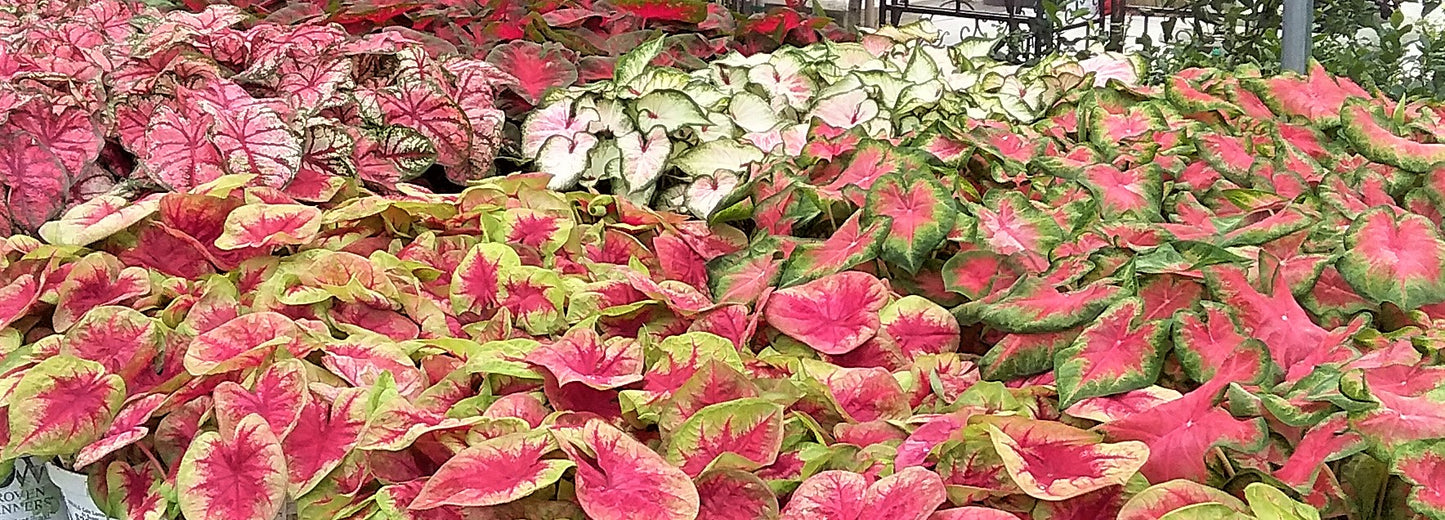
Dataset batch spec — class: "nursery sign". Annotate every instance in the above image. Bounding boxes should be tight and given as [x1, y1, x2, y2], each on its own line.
[0, 458, 63, 520]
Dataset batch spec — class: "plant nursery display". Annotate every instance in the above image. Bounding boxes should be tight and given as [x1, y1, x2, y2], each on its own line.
[3, 0, 1445, 518]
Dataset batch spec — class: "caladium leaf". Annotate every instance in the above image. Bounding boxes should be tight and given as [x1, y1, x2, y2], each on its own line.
[450, 243, 522, 315]
[526, 328, 644, 390]
[820, 365, 912, 422]
[673, 139, 764, 179]
[106, 460, 167, 520]
[283, 387, 368, 496]
[1392, 441, 1445, 519]
[863, 172, 957, 273]
[778, 467, 946, 520]
[1274, 414, 1365, 492]
[211, 106, 303, 188]
[1100, 380, 1268, 482]
[411, 431, 574, 509]
[39, 194, 161, 247]
[53, 252, 151, 331]
[535, 133, 598, 191]
[973, 278, 1125, 333]
[779, 212, 886, 286]
[0, 274, 41, 329]
[972, 191, 1064, 273]
[213, 359, 308, 438]
[184, 311, 303, 375]
[695, 469, 780, 520]
[985, 416, 1149, 501]
[375, 79, 472, 170]
[764, 271, 889, 355]
[213, 203, 323, 250]
[487, 41, 578, 106]
[634, 90, 711, 132]
[878, 295, 960, 358]
[1053, 298, 1171, 407]
[1340, 98, 1445, 172]
[1337, 206, 1445, 310]
[981, 329, 1081, 381]
[0, 130, 70, 232]
[942, 250, 1022, 301]
[143, 106, 225, 190]
[617, 127, 672, 194]
[5, 355, 124, 458]
[76, 393, 167, 468]
[177, 414, 288, 520]
[60, 305, 159, 381]
[558, 418, 700, 520]
[1118, 480, 1249, 520]
[663, 398, 784, 477]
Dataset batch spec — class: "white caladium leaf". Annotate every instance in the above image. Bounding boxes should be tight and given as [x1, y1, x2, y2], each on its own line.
[673, 139, 762, 179]
[809, 89, 880, 129]
[854, 70, 912, 109]
[633, 90, 712, 133]
[613, 35, 666, 87]
[583, 139, 620, 189]
[617, 127, 672, 193]
[694, 112, 738, 143]
[729, 92, 780, 134]
[522, 102, 600, 158]
[749, 53, 815, 111]
[685, 170, 742, 218]
[579, 97, 636, 136]
[536, 133, 598, 190]
[620, 68, 694, 99]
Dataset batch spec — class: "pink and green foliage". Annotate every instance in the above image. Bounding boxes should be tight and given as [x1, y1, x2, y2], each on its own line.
[0, 1, 512, 234]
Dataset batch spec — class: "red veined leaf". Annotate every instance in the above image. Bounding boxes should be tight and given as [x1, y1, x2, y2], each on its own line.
[1392, 441, 1445, 519]
[764, 271, 888, 355]
[450, 243, 521, 315]
[38, 194, 161, 247]
[973, 278, 1125, 333]
[985, 416, 1148, 501]
[213, 359, 308, 439]
[557, 418, 700, 520]
[0, 130, 71, 232]
[862, 173, 957, 273]
[878, 295, 960, 358]
[527, 327, 644, 390]
[613, 0, 709, 23]
[778, 467, 946, 520]
[973, 191, 1064, 273]
[895, 411, 970, 468]
[483, 393, 551, 428]
[321, 339, 426, 399]
[106, 460, 167, 520]
[53, 252, 152, 331]
[276, 56, 353, 114]
[695, 469, 780, 520]
[1248, 62, 1360, 126]
[663, 398, 784, 477]
[184, 312, 303, 375]
[1340, 98, 1445, 172]
[283, 387, 368, 496]
[1274, 414, 1365, 492]
[177, 414, 288, 520]
[1065, 386, 1183, 424]
[213, 203, 322, 250]
[59, 305, 160, 381]
[10, 104, 102, 174]
[1351, 389, 1445, 448]
[500, 266, 567, 335]
[0, 274, 41, 329]
[1171, 303, 1252, 383]
[1053, 298, 1170, 407]
[1117, 479, 1248, 520]
[1075, 163, 1162, 219]
[354, 125, 436, 186]
[942, 250, 1022, 301]
[1100, 380, 1268, 482]
[486, 41, 579, 106]
[143, 105, 225, 190]
[410, 431, 573, 509]
[375, 79, 472, 168]
[211, 105, 302, 188]
[779, 212, 886, 287]
[75, 393, 166, 468]
[654, 232, 711, 290]
[5, 356, 124, 458]
[929, 507, 1021, 520]
[1338, 206, 1445, 310]
[1204, 266, 1349, 381]
[820, 365, 911, 422]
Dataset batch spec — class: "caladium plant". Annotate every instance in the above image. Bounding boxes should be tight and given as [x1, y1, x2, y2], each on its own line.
[0, 1, 511, 235]
[518, 21, 1124, 217]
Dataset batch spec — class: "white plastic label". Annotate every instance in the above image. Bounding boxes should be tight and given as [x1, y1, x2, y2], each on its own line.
[0, 458, 65, 520]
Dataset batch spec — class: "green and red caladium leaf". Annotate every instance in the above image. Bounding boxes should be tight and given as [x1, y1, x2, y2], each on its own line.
[1204, 266, 1345, 381]
[971, 277, 1126, 334]
[59, 306, 160, 382]
[0, 274, 42, 329]
[779, 212, 887, 287]
[5, 355, 124, 458]
[971, 191, 1064, 273]
[1100, 377, 1268, 483]
[500, 266, 567, 335]
[663, 398, 784, 477]
[283, 387, 368, 496]
[980, 328, 1081, 381]
[1066, 386, 1184, 424]
[985, 416, 1149, 501]
[764, 271, 889, 355]
[877, 295, 960, 358]
[450, 243, 522, 315]
[778, 467, 946, 520]
[1273, 414, 1366, 492]
[1340, 98, 1445, 173]
[53, 252, 152, 331]
[0, 130, 71, 233]
[930, 507, 1021, 520]
[106, 460, 167, 520]
[486, 40, 579, 106]
[184, 311, 304, 375]
[177, 414, 288, 520]
[76, 393, 167, 469]
[213, 359, 308, 438]
[1392, 441, 1445, 519]
[143, 105, 227, 191]
[818, 365, 912, 423]
[526, 328, 644, 390]
[942, 250, 1023, 301]
[695, 469, 780, 520]
[1245, 62, 1360, 127]
[38, 194, 161, 247]
[1337, 206, 1445, 310]
[1118, 480, 1249, 520]
[862, 172, 957, 273]
[410, 430, 574, 509]
[557, 418, 701, 520]
[1053, 298, 1171, 408]
[213, 203, 323, 250]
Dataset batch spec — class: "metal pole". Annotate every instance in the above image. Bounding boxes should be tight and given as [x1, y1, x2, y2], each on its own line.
[1281, 0, 1312, 73]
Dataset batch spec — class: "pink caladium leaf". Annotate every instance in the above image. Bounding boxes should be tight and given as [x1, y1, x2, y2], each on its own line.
[1099, 378, 1268, 482]
[486, 41, 579, 106]
[410, 430, 573, 509]
[878, 295, 960, 358]
[38, 194, 161, 247]
[1337, 206, 1445, 310]
[942, 250, 1022, 301]
[53, 252, 152, 331]
[213, 203, 322, 250]
[695, 469, 780, 520]
[211, 105, 303, 188]
[985, 416, 1149, 501]
[106, 460, 167, 520]
[862, 173, 957, 273]
[1065, 386, 1183, 424]
[663, 398, 784, 477]
[59, 305, 160, 382]
[929, 507, 1021, 519]
[177, 414, 288, 520]
[184, 311, 303, 375]
[764, 271, 888, 355]
[143, 105, 226, 190]
[0, 131, 70, 233]
[708, 242, 785, 305]
[5, 356, 124, 458]
[1392, 441, 1445, 519]
[971, 191, 1064, 273]
[75, 393, 166, 468]
[0, 273, 41, 329]
[778, 467, 946, 520]
[1117, 479, 1248, 520]
[980, 328, 1081, 381]
[1053, 298, 1171, 407]
[972, 277, 1125, 333]
[213, 359, 308, 438]
[819, 366, 911, 422]
[557, 418, 700, 520]
[1273, 414, 1365, 492]
[527, 328, 644, 390]
[375, 79, 472, 169]
[779, 212, 887, 286]
[1204, 266, 1345, 379]
[283, 387, 368, 496]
